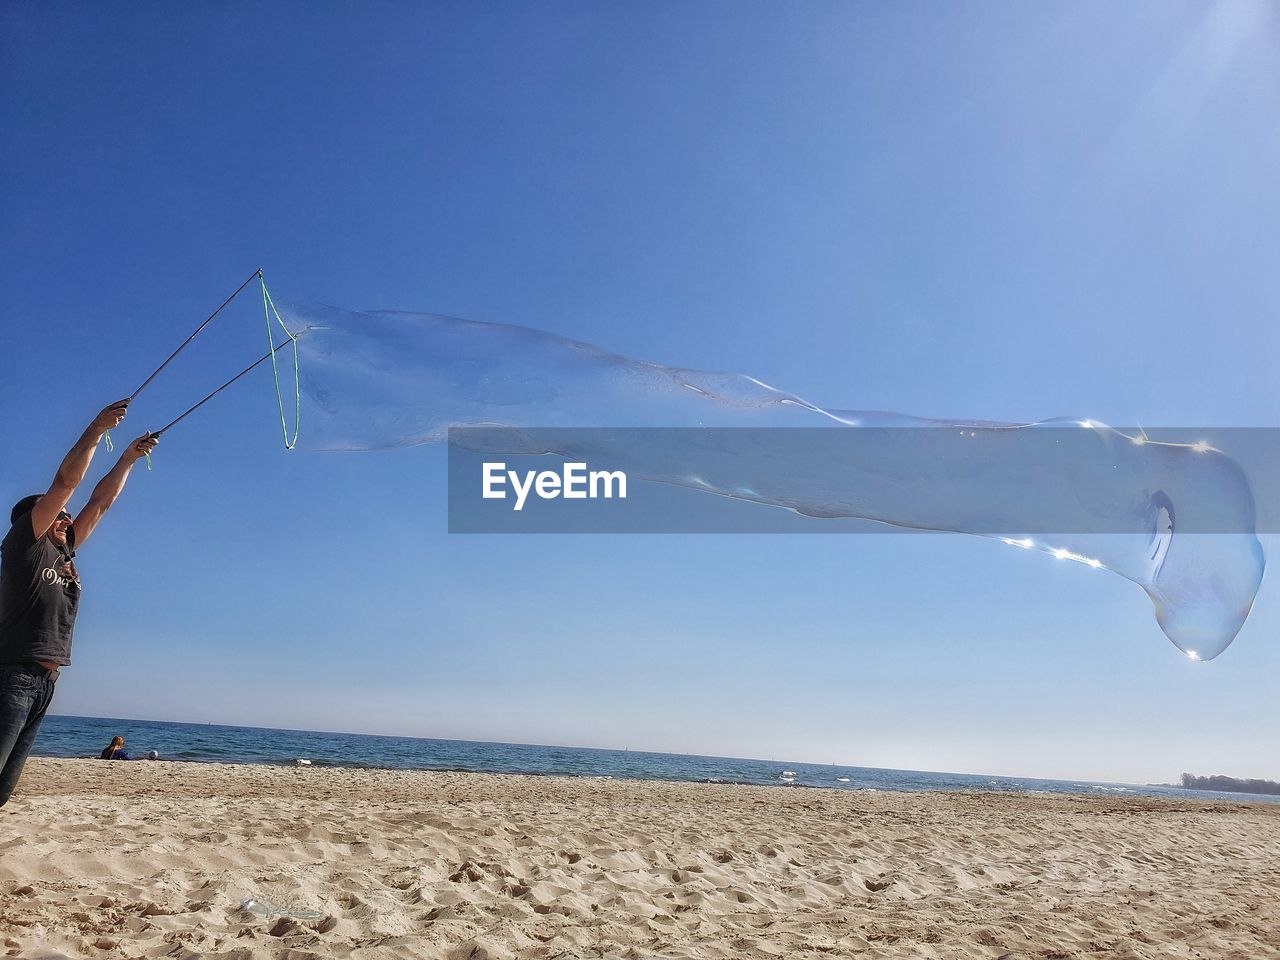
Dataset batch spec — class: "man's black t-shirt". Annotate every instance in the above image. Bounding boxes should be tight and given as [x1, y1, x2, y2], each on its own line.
[0, 508, 80, 665]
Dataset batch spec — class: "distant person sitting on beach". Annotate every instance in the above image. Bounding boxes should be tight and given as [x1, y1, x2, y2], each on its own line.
[0, 401, 158, 806]
[98, 738, 158, 761]
[100, 736, 131, 761]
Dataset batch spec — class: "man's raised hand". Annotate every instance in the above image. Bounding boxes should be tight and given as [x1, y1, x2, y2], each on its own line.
[93, 401, 130, 433]
[124, 433, 159, 463]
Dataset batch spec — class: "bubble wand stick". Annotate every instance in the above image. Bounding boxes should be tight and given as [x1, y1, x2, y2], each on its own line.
[146, 339, 295, 440]
[128, 269, 264, 402]
[104, 269, 263, 450]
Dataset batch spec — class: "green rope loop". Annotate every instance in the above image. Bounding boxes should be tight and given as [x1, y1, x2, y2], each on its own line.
[259, 274, 300, 449]
[103, 429, 113, 453]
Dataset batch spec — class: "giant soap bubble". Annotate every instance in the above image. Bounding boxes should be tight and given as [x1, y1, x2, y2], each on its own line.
[277, 302, 1266, 661]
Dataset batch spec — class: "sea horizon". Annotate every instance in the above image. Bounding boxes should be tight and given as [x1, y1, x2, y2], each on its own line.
[35, 713, 1280, 804]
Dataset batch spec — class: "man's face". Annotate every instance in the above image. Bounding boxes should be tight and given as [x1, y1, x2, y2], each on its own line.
[50, 510, 72, 546]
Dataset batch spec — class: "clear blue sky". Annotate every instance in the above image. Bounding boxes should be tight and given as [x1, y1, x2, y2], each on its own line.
[2, 1, 1277, 783]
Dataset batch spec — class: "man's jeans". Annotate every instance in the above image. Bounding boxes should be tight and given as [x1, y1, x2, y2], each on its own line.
[0, 664, 57, 806]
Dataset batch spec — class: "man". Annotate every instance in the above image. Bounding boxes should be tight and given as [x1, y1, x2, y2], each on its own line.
[0, 401, 158, 806]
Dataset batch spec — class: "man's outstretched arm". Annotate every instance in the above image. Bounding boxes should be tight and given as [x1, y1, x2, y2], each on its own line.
[30, 401, 130, 540]
[72, 433, 159, 547]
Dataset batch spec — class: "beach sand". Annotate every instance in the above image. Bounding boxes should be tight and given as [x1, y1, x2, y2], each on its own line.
[1, 759, 1278, 959]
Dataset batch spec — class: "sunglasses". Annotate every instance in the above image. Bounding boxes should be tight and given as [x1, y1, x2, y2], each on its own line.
[57, 511, 72, 522]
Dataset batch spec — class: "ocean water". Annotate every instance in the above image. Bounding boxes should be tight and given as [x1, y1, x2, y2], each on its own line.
[34, 714, 1279, 804]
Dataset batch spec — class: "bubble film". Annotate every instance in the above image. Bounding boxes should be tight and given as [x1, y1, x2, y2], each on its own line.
[279, 303, 1266, 660]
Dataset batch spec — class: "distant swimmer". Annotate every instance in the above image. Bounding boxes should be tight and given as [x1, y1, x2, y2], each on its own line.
[0, 402, 158, 805]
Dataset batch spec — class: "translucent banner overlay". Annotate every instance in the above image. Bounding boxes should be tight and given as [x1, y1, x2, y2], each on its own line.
[448, 426, 1278, 535]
